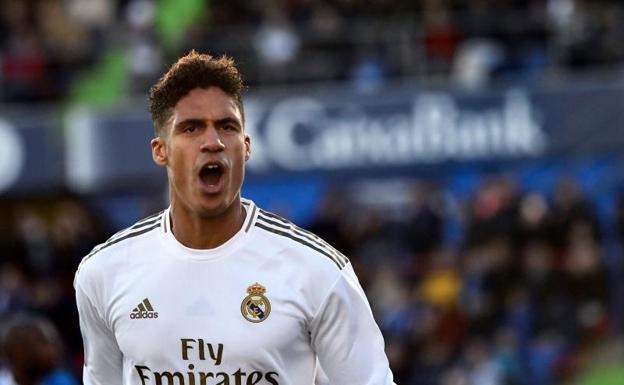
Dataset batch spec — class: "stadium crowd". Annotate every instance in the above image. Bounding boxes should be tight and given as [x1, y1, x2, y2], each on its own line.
[1, 177, 623, 384]
[2, 0, 624, 384]
[2, 0, 624, 103]
[308, 177, 623, 385]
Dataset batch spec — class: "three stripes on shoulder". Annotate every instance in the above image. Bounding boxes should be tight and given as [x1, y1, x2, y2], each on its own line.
[76, 205, 350, 274]
[254, 209, 349, 270]
[76, 211, 164, 274]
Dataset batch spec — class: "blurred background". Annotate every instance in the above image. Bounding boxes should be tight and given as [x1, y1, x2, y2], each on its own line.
[1, 0, 624, 384]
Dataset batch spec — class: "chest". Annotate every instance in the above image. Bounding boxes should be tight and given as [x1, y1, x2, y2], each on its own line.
[107, 258, 312, 368]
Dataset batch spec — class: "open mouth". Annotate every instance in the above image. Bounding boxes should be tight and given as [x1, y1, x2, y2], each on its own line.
[199, 163, 224, 190]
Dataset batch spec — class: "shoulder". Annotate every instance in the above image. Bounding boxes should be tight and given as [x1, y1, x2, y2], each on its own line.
[251, 207, 349, 272]
[74, 210, 165, 286]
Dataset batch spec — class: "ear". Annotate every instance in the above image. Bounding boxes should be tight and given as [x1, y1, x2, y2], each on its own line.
[151, 137, 167, 166]
[244, 134, 251, 162]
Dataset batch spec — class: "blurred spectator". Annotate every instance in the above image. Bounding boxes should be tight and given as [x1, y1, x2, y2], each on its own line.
[410, 339, 454, 385]
[13, 210, 55, 279]
[517, 193, 554, 247]
[465, 178, 520, 248]
[0, 0, 48, 102]
[563, 223, 609, 341]
[2, 0, 624, 102]
[66, 0, 115, 30]
[253, 2, 300, 83]
[405, 183, 443, 257]
[350, 55, 385, 93]
[123, 0, 163, 93]
[492, 328, 524, 385]
[49, 200, 108, 273]
[461, 337, 502, 385]
[419, 250, 460, 312]
[452, 38, 504, 89]
[0, 174, 621, 384]
[552, 178, 600, 247]
[422, 0, 461, 74]
[0, 196, 109, 377]
[0, 265, 30, 314]
[526, 332, 565, 385]
[306, 188, 352, 255]
[0, 314, 77, 385]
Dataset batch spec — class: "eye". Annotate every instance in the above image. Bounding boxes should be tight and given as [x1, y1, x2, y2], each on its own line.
[222, 124, 238, 132]
[184, 124, 198, 133]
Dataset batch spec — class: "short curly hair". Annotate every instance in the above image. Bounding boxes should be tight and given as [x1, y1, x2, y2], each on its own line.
[148, 51, 245, 137]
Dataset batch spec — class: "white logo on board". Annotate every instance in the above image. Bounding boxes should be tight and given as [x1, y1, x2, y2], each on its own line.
[247, 89, 547, 172]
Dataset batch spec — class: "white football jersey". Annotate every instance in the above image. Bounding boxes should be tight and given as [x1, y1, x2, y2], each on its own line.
[75, 198, 395, 385]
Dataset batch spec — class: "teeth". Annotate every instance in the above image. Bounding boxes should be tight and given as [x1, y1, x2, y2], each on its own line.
[206, 165, 218, 169]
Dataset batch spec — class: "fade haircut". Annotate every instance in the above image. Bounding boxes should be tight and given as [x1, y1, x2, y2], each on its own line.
[148, 50, 245, 137]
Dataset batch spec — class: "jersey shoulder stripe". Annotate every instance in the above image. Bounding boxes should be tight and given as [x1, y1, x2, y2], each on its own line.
[255, 210, 348, 270]
[76, 211, 164, 276]
[257, 209, 349, 265]
[255, 222, 344, 270]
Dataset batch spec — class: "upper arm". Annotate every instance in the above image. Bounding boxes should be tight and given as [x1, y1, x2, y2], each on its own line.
[309, 264, 395, 385]
[75, 280, 123, 385]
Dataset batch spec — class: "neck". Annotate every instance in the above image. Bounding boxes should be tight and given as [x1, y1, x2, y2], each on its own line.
[169, 197, 246, 249]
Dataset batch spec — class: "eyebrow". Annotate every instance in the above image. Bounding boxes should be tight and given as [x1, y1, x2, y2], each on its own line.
[174, 117, 242, 129]
[174, 119, 204, 129]
[214, 117, 242, 128]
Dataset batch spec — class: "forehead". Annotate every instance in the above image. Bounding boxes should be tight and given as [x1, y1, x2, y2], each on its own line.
[171, 87, 242, 124]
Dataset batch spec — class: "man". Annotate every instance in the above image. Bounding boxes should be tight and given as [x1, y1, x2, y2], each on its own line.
[74, 51, 395, 385]
[0, 314, 77, 385]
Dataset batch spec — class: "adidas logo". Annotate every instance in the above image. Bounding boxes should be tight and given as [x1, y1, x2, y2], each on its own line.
[130, 298, 159, 319]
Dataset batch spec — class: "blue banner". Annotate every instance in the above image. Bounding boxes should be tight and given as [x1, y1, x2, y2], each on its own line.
[2, 81, 624, 194]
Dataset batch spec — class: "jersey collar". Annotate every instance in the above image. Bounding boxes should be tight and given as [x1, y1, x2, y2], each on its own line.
[160, 198, 258, 260]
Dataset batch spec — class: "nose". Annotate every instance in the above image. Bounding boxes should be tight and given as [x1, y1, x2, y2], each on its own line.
[199, 127, 225, 152]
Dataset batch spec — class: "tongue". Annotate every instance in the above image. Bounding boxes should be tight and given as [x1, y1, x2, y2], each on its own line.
[201, 169, 221, 186]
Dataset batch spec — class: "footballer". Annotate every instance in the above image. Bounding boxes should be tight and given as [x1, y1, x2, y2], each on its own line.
[74, 51, 395, 385]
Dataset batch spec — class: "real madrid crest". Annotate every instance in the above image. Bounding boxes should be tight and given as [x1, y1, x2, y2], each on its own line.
[241, 283, 271, 323]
